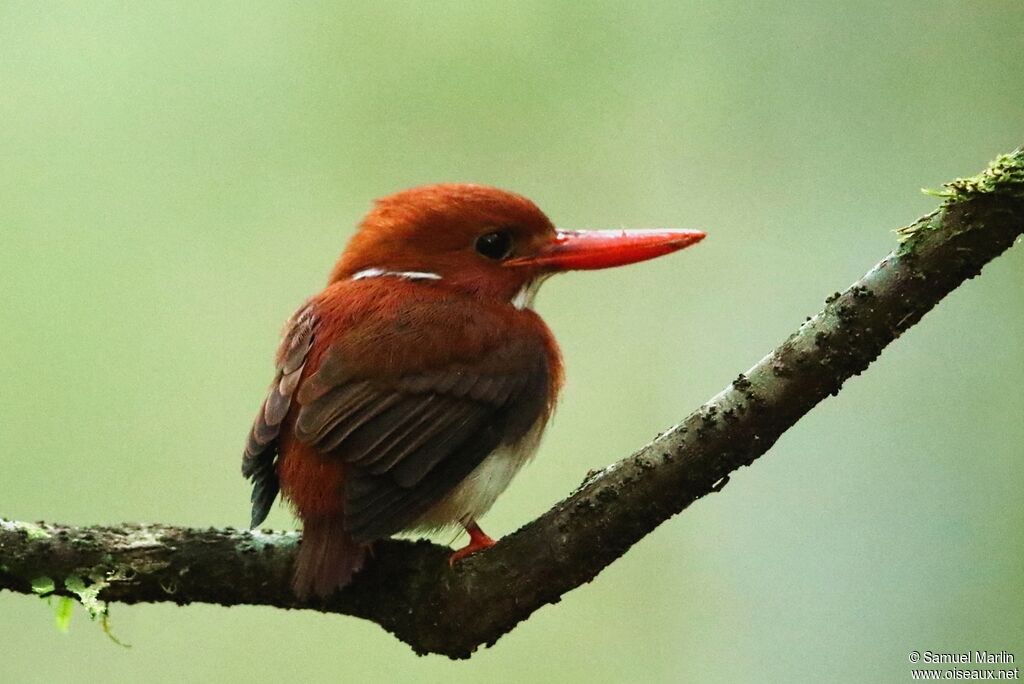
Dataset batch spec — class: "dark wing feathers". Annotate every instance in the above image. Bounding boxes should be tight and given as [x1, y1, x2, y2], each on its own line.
[245, 458, 279, 530]
[315, 394, 404, 453]
[389, 406, 488, 487]
[296, 351, 549, 542]
[342, 418, 507, 540]
[242, 303, 317, 528]
[351, 396, 444, 470]
[295, 382, 378, 443]
[361, 399, 478, 477]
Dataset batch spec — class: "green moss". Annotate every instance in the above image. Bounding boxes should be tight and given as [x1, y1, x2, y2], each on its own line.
[18, 522, 52, 541]
[895, 210, 941, 244]
[53, 597, 75, 633]
[31, 576, 55, 596]
[922, 148, 1024, 204]
[899, 147, 1024, 244]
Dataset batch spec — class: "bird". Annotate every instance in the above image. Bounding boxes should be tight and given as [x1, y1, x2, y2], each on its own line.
[242, 183, 705, 598]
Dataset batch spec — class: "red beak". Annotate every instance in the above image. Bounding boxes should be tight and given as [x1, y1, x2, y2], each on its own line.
[506, 229, 706, 272]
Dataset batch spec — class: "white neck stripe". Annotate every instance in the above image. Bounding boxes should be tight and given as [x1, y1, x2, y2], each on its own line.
[351, 267, 442, 282]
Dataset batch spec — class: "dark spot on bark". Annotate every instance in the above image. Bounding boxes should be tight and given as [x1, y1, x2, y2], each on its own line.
[836, 305, 856, 323]
[851, 285, 874, 300]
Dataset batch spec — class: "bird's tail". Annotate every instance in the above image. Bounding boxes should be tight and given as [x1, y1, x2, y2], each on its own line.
[293, 516, 366, 599]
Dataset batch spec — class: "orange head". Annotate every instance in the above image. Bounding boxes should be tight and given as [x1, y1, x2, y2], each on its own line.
[330, 183, 705, 304]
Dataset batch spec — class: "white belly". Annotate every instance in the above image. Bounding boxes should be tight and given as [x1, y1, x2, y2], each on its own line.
[411, 419, 546, 533]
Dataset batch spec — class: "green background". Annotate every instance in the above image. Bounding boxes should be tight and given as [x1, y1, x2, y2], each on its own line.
[2, 2, 1022, 682]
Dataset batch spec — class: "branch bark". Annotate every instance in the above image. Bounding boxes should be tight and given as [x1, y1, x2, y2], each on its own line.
[2, 148, 1023, 659]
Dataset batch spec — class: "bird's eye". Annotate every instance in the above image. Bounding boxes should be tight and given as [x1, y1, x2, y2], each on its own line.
[474, 230, 514, 260]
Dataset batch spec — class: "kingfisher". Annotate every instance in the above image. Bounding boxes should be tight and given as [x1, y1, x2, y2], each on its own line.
[242, 184, 705, 598]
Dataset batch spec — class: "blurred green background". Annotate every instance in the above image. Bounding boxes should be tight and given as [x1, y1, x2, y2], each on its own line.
[2, 2, 1022, 682]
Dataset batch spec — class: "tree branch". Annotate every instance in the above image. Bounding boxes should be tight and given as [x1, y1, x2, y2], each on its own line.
[3, 148, 1023, 659]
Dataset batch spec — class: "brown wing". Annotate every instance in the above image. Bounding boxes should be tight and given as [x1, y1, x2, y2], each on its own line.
[242, 303, 317, 528]
[294, 339, 551, 542]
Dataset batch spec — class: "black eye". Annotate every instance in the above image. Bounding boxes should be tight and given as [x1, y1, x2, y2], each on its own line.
[474, 230, 514, 260]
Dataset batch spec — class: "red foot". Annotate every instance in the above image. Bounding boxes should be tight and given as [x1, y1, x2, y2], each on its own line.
[448, 521, 496, 566]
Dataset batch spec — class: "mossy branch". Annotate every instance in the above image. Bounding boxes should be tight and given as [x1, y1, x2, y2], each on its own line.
[2, 147, 1023, 659]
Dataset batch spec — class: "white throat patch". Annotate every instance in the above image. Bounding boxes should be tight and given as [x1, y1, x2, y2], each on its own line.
[351, 267, 442, 282]
[512, 275, 549, 310]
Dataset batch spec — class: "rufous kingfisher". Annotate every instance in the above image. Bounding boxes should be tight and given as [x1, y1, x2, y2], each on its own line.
[242, 184, 704, 598]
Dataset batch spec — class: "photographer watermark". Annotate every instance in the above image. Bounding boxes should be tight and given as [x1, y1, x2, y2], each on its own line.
[908, 650, 1018, 680]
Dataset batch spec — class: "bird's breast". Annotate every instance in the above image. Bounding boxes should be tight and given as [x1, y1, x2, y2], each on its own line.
[410, 415, 548, 532]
